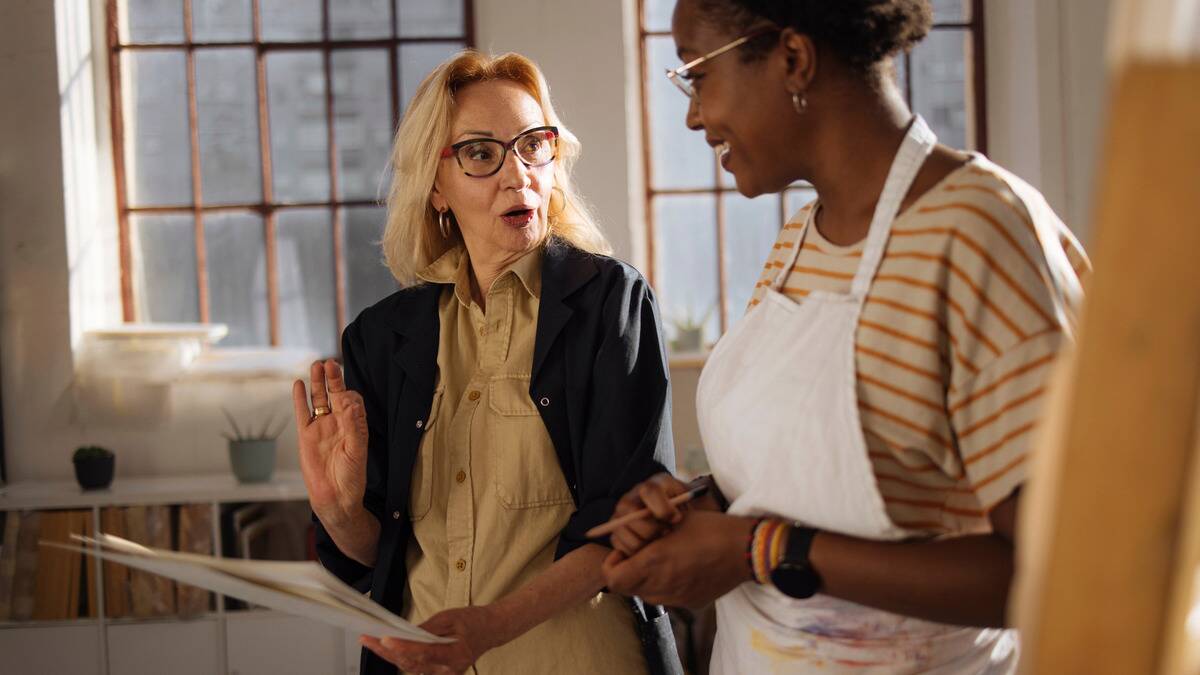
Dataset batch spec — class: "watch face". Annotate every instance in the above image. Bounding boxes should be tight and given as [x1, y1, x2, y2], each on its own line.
[771, 563, 821, 599]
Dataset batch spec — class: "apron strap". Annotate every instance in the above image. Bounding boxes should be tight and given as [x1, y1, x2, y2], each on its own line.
[850, 116, 937, 298]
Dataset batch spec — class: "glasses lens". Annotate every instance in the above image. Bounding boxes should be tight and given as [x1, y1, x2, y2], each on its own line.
[514, 129, 557, 167]
[667, 70, 693, 99]
[457, 140, 505, 176]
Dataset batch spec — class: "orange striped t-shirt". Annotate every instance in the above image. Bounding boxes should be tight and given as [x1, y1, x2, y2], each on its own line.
[748, 156, 1089, 535]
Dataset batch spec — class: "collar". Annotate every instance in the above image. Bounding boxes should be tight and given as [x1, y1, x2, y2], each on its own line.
[416, 244, 543, 307]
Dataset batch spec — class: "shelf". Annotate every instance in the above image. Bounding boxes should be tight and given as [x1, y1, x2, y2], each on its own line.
[0, 618, 100, 629]
[0, 471, 308, 510]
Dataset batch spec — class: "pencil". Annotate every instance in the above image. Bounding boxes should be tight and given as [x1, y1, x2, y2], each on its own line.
[585, 483, 710, 539]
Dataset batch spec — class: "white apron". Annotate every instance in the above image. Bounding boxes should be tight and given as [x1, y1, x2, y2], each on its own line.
[698, 117, 1018, 674]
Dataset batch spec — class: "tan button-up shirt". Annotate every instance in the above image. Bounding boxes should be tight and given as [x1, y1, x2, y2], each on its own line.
[405, 244, 645, 675]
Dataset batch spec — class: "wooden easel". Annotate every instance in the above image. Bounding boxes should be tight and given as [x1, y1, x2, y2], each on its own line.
[1013, 5, 1200, 672]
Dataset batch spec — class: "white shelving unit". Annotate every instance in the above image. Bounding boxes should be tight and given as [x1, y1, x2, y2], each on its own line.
[0, 472, 362, 675]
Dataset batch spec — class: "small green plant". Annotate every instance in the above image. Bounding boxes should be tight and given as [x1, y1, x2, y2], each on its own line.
[73, 445, 114, 461]
[669, 304, 715, 352]
[221, 407, 288, 443]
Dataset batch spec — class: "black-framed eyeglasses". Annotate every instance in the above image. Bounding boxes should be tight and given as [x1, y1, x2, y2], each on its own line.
[439, 126, 559, 178]
[665, 27, 778, 100]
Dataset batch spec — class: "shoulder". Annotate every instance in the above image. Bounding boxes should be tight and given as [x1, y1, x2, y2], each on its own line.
[547, 239, 655, 300]
[345, 283, 439, 341]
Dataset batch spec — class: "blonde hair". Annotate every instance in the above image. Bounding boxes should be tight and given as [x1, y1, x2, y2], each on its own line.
[381, 50, 611, 287]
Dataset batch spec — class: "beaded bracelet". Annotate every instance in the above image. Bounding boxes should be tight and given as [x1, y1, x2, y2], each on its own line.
[747, 518, 790, 585]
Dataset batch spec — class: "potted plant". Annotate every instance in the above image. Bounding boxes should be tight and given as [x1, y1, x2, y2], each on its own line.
[222, 408, 288, 484]
[669, 305, 714, 354]
[73, 445, 115, 490]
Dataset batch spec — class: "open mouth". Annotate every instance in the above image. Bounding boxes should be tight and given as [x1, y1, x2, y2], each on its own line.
[715, 142, 731, 170]
[501, 207, 535, 227]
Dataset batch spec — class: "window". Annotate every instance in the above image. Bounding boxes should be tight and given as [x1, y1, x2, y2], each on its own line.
[108, 0, 473, 355]
[637, 0, 986, 357]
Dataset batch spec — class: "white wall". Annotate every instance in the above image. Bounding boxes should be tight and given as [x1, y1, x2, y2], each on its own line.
[473, 0, 646, 268]
[986, 0, 1113, 244]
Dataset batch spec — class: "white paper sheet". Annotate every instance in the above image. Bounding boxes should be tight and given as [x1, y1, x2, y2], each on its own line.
[47, 533, 451, 643]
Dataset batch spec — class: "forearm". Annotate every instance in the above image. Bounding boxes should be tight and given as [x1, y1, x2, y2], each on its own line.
[319, 506, 381, 568]
[484, 543, 611, 647]
[810, 530, 1014, 628]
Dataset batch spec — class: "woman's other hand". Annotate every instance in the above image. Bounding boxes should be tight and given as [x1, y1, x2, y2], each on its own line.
[606, 473, 719, 557]
[360, 605, 501, 674]
[293, 359, 370, 527]
[602, 510, 756, 610]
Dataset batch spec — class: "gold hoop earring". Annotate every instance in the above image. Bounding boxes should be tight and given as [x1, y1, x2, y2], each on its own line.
[438, 210, 451, 239]
[791, 91, 807, 114]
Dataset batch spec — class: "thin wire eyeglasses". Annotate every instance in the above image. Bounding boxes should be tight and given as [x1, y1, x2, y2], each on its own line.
[439, 126, 559, 178]
[665, 27, 778, 99]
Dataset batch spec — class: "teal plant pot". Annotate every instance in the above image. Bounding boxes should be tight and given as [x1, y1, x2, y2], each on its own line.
[228, 439, 276, 484]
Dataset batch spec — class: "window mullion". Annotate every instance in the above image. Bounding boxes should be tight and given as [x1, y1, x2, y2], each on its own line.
[252, 0, 281, 346]
[322, 0, 348, 346]
[183, 0, 211, 324]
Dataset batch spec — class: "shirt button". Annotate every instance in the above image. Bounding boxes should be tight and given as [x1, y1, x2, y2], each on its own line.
[456, 470, 466, 484]
[455, 558, 466, 572]
[415, 420, 424, 429]
[478, 327, 487, 336]
[468, 390, 481, 401]
[539, 396, 550, 407]
[392, 511, 400, 520]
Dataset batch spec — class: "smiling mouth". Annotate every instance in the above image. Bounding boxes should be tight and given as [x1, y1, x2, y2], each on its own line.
[501, 208, 535, 227]
[714, 142, 731, 169]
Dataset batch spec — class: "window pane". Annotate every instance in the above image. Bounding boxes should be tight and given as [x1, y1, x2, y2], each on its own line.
[333, 50, 392, 201]
[277, 209, 337, 355]
[205, 212, 269, 346]
[120, 0, 184, 44]
[331, 0, 392, 39]
[192, 0, 252, 42]
[654, 194, 719, 352]
[399, 43, 465, 110]
[723, 194, 782, 322]
[647, 35, 716, 190]
[932, 0, 970, 23]
[342, 206, 397, 325]
[894, 53, 909, 103]
[131, 214, 199, 323]
[644, 0, 675, 32]
[196, 49, 262, 205]
[267, 51, 330, 203]
[123, 51, 192, 207]
[910, 29, 970, 150]
[397, 0, 464, 38]
[261, 0, 322, 41]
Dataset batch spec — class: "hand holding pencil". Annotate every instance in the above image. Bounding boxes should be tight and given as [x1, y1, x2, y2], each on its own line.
[593, 474, 722, 557]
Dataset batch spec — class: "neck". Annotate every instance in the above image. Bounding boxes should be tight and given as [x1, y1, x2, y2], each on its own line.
[804, 85, 912, 245]
[461, 238, 531, 311]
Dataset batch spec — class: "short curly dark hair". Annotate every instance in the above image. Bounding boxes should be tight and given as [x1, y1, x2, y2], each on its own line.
[694, 0, 933, 72]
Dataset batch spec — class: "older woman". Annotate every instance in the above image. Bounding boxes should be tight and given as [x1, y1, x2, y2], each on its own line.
[292, 52, 679, 675]
[600, 1, 1088, 673]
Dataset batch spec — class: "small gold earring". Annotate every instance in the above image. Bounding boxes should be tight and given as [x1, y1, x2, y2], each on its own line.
[438, 210, 451, 239]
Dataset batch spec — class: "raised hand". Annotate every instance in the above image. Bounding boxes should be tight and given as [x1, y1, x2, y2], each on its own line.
[292, 359, 370, 527]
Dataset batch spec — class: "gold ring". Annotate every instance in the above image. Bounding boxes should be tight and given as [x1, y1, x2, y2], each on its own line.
[311, 405, 332, 419]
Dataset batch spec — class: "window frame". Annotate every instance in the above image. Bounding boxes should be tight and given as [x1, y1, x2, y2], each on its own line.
[106, 0, 475, 348]
[637, 0, 987, 356]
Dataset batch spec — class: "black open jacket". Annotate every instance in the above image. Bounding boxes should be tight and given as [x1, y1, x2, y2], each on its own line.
[314, 240, 681, 674]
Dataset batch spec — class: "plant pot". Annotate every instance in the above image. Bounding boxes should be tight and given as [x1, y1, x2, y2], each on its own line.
[74, 455, 115, 490]
[670, 326, 704, 353]
[228, 439, 277, 484]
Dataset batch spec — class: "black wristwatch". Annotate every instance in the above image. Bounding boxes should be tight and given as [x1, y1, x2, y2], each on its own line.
[769, 525, 822, 599]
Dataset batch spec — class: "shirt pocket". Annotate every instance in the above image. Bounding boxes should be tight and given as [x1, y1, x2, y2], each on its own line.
[408, 386, 444, 522]
[488, 374, 575, 509]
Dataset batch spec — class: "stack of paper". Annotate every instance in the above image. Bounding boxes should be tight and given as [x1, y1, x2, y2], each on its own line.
[44, 533, 449, 643]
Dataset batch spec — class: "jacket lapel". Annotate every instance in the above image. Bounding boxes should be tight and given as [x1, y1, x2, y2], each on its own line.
[533, 241, 598, 379]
